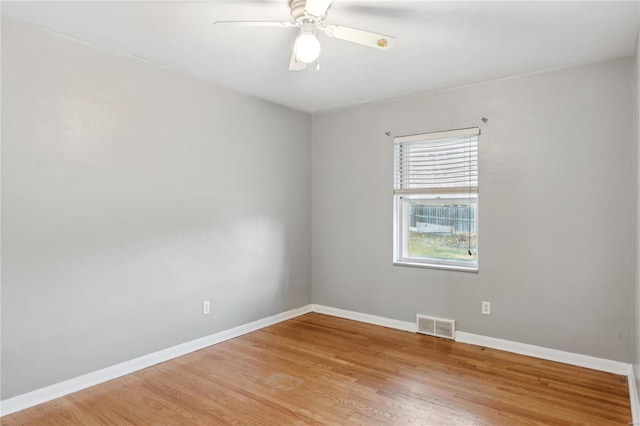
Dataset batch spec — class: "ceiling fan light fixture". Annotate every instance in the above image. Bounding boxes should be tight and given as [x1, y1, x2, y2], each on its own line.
[294, 25, 321, 63]
[213, 1, 397, 71]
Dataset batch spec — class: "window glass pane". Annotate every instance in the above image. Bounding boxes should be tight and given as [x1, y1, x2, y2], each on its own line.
[407, 201, 477, 263]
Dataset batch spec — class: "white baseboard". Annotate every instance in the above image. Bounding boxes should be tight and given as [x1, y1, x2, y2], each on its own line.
[630, 365, 640, 426]
[311, 305, 630, 375]
[3, 303, 635, 420]
[312, 304, 416, 332]
[455, 331, 630, 375]
[313, 305, 637, 419]
[0, 304, 313, 417]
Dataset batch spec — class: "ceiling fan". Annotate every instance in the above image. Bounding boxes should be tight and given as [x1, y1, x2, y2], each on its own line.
[212, 0, 396, 71]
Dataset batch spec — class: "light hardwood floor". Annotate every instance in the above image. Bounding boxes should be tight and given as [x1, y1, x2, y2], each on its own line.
[3, 313, 632, 425]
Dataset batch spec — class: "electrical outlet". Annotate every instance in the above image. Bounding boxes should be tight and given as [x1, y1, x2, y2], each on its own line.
[202, 300, 210, 315]
[482, 301, 491, 315]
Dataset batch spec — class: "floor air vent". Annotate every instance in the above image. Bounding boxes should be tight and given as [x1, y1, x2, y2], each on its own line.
[416, 314, 455, 339]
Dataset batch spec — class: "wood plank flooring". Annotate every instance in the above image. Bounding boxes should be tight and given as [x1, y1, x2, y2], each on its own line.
[3, 313, 631, 425]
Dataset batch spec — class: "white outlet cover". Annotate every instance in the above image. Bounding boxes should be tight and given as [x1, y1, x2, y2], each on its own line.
[203, 300, 210, 315]
[482, 301, 491, 315]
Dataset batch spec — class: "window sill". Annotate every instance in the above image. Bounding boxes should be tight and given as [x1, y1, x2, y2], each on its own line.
[393, 260, 478, 273]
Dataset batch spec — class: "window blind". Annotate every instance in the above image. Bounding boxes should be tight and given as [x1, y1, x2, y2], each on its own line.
[393, 127, 479, 195]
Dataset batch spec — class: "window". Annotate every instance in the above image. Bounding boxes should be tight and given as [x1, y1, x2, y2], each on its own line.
[393, 127, 479, 272]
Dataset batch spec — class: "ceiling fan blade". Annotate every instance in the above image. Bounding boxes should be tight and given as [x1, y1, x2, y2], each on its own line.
[304, 0, 332, 18]
[212, 21, 296, 28]
[321, 25, 395, 51]
[289, 46, 307, 71]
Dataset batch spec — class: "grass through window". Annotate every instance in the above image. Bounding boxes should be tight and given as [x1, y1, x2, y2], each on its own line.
[408, 231, 477, 261]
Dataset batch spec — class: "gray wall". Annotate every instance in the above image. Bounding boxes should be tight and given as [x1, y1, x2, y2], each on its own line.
[2, 14, 637, 404]
[312, 57, 635, 363]
[635, 26, 640, 397]
[1, 19, 312, 399]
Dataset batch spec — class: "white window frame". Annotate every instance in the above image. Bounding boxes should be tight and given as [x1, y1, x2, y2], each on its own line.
[393, 127, 479, 272]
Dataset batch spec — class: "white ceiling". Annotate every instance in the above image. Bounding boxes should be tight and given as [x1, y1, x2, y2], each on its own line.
[2, 1, 639, 113]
